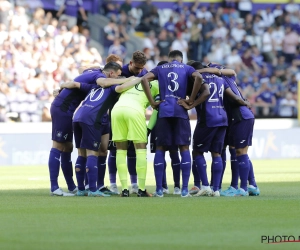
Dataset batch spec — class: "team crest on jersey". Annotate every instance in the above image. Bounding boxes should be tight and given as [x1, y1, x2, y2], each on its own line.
[93, 141, 99, 148]
[56, 131, 62, 138]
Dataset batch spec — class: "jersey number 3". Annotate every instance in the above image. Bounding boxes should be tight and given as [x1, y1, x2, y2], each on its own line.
[167, 72, 179, 92]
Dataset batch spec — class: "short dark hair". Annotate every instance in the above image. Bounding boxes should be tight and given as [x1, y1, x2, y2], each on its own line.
[168, 50, 183, 60]
[191, 61, 206, 70]
[157, 60, 168, 66]
[103, 62, 122, 72]
[132, 51, 147, 65]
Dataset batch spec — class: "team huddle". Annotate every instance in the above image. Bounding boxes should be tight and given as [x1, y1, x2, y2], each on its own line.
[48, 50, 260, 198]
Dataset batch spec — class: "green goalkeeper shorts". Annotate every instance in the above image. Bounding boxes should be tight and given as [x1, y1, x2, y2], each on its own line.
[111, 106, 147, 143]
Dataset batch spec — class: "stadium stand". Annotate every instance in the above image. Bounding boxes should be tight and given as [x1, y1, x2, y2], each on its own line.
[0, 0, 299, 121]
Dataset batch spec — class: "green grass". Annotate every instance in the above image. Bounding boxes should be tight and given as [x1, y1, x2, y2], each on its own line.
[0, 159, 300, 250]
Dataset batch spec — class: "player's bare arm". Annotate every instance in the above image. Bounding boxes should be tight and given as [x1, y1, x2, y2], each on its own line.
[115, 77, 141, 93]
[188, 71, 203, 105]
[225, 88, 251, 108]
[178, 83, 210, 110]
[97, 76, 135, 88]
[141, 72, 160, 109]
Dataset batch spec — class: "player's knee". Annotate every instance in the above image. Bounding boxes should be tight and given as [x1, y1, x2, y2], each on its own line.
[86, 168, 89, 173]
[179, 145, 189, 152]
[75, 168, 81, 172]
[64, 143, 73, 153]
[98, 150, 108, 156]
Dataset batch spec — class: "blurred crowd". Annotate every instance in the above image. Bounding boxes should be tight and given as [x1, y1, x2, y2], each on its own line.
[0, 0, 101, 122]
[101, 0, 300, 118]
[0, 0, 299, 122]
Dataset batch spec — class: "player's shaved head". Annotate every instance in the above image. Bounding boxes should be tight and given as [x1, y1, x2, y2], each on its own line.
[132, 51, 147, 65]
[157, 60, 168, 66]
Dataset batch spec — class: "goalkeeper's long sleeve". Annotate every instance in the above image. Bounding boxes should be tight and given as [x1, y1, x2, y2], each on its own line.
[147, 109, 158, 130]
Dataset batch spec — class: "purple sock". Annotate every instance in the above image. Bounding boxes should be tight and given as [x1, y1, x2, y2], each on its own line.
[192, 160, 201, 188]
[212, 156, 223, 191]
[237, 154, 250, 191]
[48, 148, 61, 192]
[195, 155, 208, 186]
[86, 155, 98, 192]
[154, 150, 165, 192]
[75, 156, 87, 191]
[210, 162, 214, 187]
[108, 150, 117, 184]
[169, 151, 180, 188]
[229, 148, 239, 189]
[127, 150, 137, 184]
[180, 150, 191, 192]
[248, 158, 257, 187]
[97, 155, 107, 189]
[219, 148, 227, 189]
[162, 160, 168, 189]
[61, 152, 76, 191]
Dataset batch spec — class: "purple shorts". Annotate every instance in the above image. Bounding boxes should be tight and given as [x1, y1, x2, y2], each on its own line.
[150, 125, 178, 153]
[156, 117, 191, 147]
[50, 104, 73, 143]
[73, 122, 104, 151]
[228, 118, 254, 149]
[193, 125, 227, 154]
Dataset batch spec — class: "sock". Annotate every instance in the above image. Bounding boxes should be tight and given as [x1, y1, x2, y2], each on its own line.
[135, 149, 147, 190]
[212, 156, 223, 191]
[108, 150, 117, 184]
[180, 150, 191, 192]
[75, 156, 87, 191]
[61, 152, 76, 191]
[229, 148, 239, 189]
[127, 150, 137, 184]
[170, 151, 180, 188]
[154, 150, 165, 192]
[210, 162, 214, 187]
[86, 155, 98, 192]
[97, 155, 107, 189]
[219, 148, 227, 189]
[117, 150, 128, 190]
[192, 160, 201, 188]
[237, 154, 250, 191]
[194, 155, 208, 186]
[162, 160, 168, 189]
[48, 148, 61, 192]
[248, 158, 257, 187]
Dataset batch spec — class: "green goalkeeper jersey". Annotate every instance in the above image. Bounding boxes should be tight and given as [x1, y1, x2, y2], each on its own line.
[114, 80, 159, 114]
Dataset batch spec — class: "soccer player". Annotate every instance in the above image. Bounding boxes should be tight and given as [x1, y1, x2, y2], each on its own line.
[204, 63, 259, 196]
[141, 50, 203, 197]
[106, 51, 148, 194]
[179, 62, 250, 197]
[49, 57, 129, 196]
[61, 62, 141, 196]
[147, 61, 181, 195]
[110, 77, 159, 197]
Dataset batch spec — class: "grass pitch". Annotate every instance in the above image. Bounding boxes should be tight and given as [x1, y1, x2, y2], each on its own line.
[0, 159, 300, 250]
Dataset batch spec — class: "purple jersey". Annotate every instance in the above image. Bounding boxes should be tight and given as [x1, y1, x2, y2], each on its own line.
[195, 73, 228, 127]
[223, 75, 254, 121]
[151, 60, 195, 119]
[63, 0, 83, 17]
[121, 64, 148, 77]
[52, 70, 105, 115]
[73, 86, 118, 127]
